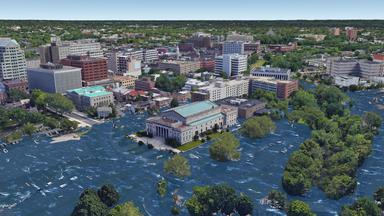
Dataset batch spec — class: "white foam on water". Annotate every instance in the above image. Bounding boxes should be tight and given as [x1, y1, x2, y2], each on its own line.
[24, 154, 37, 159]
[59, 184, 67, 188]
[0, 192, 10, 197]
[70, 176, 78, 181]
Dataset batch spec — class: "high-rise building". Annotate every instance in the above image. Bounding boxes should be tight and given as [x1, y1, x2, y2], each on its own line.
[108, 51, 142, 77]
[251, 67, 292, 80]
[223, 41, 245, 55]
[215, 54, 247, 77]
[346, 27, 358, 41]
[327, 59, 360, 76]
[39, 37, 103, 64]
[60, 55, 108, 84]
[189, 32, 213, 49]
[27, 63, 82, 93]
[0, 38, 27, 81]
[327, 58, 384, 78]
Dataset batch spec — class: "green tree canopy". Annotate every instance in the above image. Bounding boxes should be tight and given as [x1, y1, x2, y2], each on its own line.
[209, 132, 240, 162]
[287, 200, 315, 216]
[241, 116, 276, 139]
[164, 154, 191, 178]
[108, 202, 143, 216]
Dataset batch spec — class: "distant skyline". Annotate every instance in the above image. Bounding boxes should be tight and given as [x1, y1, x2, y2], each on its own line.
[1, 0, 383, 20]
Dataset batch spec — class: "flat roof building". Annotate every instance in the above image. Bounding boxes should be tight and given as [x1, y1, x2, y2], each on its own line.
[197, 78, 249, 102]
[250, 77, 298, 99]
[146, 101, 238, 145]
[67, 85, 114, 111]
[223, 41, 245, 55]
[39, 37, 103, 64]
[158, 60, 201, 74]
[217, 98, 267, 119]
[215, 54, 247, 77]
[61, 55, 108, 85]
[27, 63, 82, 93]
[251, 67, 291, 80]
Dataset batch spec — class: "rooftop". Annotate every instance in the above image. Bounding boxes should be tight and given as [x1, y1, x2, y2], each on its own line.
[69, 86, 112, 97]
[167, 101, 217, 118]
[0, 38, 20, 48]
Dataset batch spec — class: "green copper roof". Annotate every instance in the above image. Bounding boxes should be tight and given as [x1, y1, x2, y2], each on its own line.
[189, 113, 223, 126]
[68, 86, 111, 98]
[169, 101, 218, 118]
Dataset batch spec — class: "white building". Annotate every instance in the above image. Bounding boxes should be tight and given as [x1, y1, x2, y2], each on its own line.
[142, 49, 158, 63]
[251, 67, 291, 80]
[182, 78, 210, 91]
[215, 54, 247, 77]
[108, 52, 142, 77]
[327, 59, 360, 77]
[146, 101, 238, 145]
[0, 38, 27, 80]
[223, 41, 245, 55]
[39, 37, 103, 63]
[327, 58, 384, 78]
[359, 60, 384, 78]
[199, 78, 249, 101]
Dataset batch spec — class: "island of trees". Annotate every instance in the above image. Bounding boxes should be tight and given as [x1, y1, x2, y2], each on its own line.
[283, 85, 382, 199]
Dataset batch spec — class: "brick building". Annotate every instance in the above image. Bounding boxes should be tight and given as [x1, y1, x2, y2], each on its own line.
[61, 55, 108, 85]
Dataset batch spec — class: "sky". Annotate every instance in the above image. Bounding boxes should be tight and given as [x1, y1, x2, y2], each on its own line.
[1, 0, 383, 20]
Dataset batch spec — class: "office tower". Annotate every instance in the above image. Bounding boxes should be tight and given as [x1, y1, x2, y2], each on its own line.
[39, 37, 103, 63]
[0, 38, 27, 80]
[61, 55, 108, 84]
[223, 41, 245, 55]
[215, 54, 247, 77]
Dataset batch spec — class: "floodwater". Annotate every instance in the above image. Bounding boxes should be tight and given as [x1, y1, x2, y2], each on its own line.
[0, 90, 383, 216]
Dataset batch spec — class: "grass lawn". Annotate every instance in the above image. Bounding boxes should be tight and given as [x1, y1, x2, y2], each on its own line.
[176, 131, 225, 152]
[251, 60, 266, 68]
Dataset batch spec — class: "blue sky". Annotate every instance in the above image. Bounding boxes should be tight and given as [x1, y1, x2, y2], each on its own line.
[1, 0, 383, 20]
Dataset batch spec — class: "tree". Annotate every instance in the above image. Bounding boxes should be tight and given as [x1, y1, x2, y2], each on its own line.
[108, 202, 143, 216]
[97, 184, 120, 207]
[185, 184, 251, 216]
[71, 189, 108, 216]
[373, 187, 384, 210]
[22, 123, 36, 136]
[209, 132, 240, 162]
[290, 90, 317, 110]
[287, 200, 315, 216]
[363, 112, 382, 131]
[340, 197, 381, 216]
[157, 179, 167, 197]
[236, 194, 254, 216]
[164, 154, 191, 178]
[46, 93, 74, 114]
[267, 190, 287, 210]
[170, 98, 179, 108]
[8, 89, 29, 102]
[241, 116, 276, 139]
